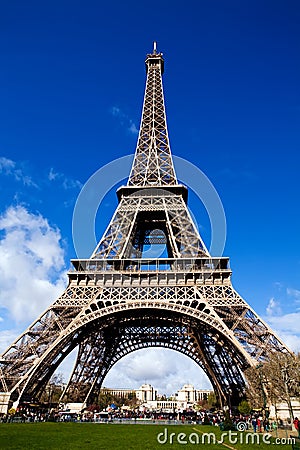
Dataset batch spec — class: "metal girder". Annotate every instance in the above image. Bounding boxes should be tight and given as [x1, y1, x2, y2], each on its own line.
[0, 270, 289, 408]
[92, 191, 208, 259]
[60, 312, 248, 407]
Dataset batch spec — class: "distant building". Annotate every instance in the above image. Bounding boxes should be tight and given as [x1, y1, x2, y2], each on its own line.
[61, 383, 213, 414]
[269, 398, 300, 420]
[85, 383, 213, 413]
[100, 387, 135, 398]
[135, 384, 157, 402]
[143, 399, 186, 413]
[137, 384, 214, 413]
[175, 384, 213, 403]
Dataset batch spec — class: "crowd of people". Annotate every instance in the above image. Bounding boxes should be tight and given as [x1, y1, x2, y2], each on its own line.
[1, 406, 300, 436]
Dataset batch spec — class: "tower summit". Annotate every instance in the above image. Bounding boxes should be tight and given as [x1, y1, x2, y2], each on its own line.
[0, 45, 290, 414]
[128, 42, 175, 187]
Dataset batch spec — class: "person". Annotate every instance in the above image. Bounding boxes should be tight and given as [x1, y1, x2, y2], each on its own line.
[263, 418, 269, 432]
[293, 417, 300, 437]
[252, 417, 257, 432]
[257, 417, 262, 432]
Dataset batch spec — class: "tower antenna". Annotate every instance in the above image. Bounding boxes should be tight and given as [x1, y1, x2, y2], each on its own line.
[153, 41, 157, 54]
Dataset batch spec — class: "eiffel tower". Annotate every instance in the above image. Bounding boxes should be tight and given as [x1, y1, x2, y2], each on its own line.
[0, 43, 289, 413]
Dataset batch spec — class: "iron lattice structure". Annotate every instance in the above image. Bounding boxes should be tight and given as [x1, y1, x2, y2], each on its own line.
[0, 44, 290, 412]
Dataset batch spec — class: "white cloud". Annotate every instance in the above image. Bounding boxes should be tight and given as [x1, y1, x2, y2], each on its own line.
[0, 157, 15, 171]
[62, 177, 82, 190]
[0, 156, 37, 187]
[111, 106, 121, 116]
[0, 205, 67, 325]
[264, 288, 300, 353]
[48, 167, 59, 181]
[0, 328, 20, 353]
[103, 348, 212, 396]
[274, 282, 284, 290]
[276, 332, 300, 353]
[110, 106, 138, 135]
[267, 312, 300, 336]
[266, 297, 282, 316]
[265, 311, 300, 353]
[48, 167, 82, 190]
[287, 288, 300, 303]
[128, 121, 139, 135]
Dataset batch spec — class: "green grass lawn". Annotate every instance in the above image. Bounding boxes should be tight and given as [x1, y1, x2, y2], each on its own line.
[0, 423, 297, 449]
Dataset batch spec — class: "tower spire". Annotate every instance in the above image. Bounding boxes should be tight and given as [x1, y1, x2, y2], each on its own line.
[153, 40, 157, 54]
[127, 45, 177, 186]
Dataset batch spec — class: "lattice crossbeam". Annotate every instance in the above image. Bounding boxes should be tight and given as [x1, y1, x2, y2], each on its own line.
[92, 193, 208, 259]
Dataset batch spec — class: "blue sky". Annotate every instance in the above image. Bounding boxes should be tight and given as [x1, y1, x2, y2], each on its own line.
[0, 0, 300, 395]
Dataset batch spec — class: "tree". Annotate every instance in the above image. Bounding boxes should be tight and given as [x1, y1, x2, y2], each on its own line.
[207, 392, 218, 409]
[223, 410, 235, 430]
[40, 373, 65, 405]
[245, 352, 300, 416]
[238, 400, 251, 415]
[98, 390, 113, 410]
[197, 392, 219, 410]
[123, 392, 138, 408]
